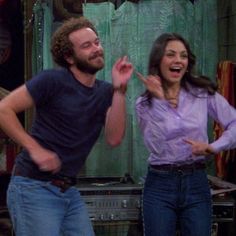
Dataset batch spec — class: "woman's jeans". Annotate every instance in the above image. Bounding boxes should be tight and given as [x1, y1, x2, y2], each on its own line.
[142, 167, 212, 236]
[7, 176, 94, 236]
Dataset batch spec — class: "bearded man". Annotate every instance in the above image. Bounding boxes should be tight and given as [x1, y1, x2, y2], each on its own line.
[0, 17, 133, 236]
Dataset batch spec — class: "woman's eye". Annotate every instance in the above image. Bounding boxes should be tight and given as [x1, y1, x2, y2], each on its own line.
[166, 53, 174, 57]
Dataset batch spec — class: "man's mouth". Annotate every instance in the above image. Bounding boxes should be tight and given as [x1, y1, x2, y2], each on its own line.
[89, 53, 104, 60]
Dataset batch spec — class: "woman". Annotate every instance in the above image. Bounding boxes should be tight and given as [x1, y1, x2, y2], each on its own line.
[135, 33, 236, 236]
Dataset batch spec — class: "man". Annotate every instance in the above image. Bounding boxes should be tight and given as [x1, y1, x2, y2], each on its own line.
[0, 17, 133, 236]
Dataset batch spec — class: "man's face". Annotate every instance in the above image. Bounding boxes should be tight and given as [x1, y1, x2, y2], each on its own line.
[68, 28, 104, 74]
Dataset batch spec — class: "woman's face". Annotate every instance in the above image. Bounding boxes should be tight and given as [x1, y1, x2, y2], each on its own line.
[160, 40, 188, 85]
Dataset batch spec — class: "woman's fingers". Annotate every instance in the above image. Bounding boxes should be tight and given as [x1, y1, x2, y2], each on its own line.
[135, 71, 147, 84]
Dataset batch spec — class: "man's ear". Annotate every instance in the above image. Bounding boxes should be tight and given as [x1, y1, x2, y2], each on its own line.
[65, 56, 74, 65]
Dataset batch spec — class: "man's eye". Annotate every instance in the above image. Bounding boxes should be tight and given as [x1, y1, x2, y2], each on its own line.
[81, 43, 90, 48]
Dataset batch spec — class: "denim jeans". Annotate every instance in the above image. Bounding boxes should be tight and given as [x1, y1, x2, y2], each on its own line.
[7, 176, 94, 236]
[142, 167, 212, 236]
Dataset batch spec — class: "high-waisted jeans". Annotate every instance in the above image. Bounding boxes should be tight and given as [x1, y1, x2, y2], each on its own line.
[7, 176, 94, 236]
[142, 167, 212, 236]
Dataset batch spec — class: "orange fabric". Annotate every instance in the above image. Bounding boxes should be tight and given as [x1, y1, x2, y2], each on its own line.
[214, 61, 235, 178]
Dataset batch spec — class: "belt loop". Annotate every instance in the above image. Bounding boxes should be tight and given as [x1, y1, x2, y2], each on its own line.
[11, 165, 16, 177]
[177, 169, 184, 175]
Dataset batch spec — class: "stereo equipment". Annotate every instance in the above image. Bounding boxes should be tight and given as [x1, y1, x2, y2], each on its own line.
[76, 176, 142, 222]
[76, 176, 236, 236]
[76, 176, 236, 222]
[212, 197, 235, 222]
[77, 176, 235, 222]
[211, 197, 235, 236]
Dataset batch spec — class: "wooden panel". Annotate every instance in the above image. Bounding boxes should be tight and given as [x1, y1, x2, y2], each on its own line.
[217, 0, 230, 18]
[53, 0, 140, 21]
[228, 46, 236, 61]
[217, 0, 236, 62]
[23, 0, 34, 130]
[232, 0, 236, 14]
[218, 18, 228, 45]
[228, 15, 236, 45]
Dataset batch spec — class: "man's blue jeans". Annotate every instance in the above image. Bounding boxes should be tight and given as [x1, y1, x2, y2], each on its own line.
[142, 167, 212, 236]
[7, 176, 94, 236]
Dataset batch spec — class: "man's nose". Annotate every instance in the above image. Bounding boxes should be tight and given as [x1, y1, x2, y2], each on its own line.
[92, 43, 101, 50]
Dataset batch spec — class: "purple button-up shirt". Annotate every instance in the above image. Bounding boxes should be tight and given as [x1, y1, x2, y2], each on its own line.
[135, 87, 236, 165]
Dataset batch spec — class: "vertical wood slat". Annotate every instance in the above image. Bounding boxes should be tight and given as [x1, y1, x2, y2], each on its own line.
[23, 0, 34, 131]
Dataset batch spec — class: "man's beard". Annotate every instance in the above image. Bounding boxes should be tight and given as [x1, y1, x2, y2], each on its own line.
[73, 53, 104, 75]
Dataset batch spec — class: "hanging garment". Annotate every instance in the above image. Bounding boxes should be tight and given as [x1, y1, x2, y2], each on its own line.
[214, 61, 235, 178]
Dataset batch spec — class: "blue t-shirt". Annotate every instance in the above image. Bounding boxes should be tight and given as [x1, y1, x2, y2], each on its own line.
[15, 68, 113, 177]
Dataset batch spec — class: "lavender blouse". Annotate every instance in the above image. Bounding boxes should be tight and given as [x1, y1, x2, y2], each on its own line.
[135, 87, 236, 166]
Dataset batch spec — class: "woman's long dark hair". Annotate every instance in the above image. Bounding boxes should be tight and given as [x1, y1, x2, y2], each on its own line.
[142, 33, 217, 102]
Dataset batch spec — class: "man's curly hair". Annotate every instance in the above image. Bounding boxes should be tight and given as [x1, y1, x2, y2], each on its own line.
[51, 17, 98, 68]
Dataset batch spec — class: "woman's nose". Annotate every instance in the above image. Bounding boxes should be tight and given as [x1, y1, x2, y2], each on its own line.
[174, 54, 182, 61]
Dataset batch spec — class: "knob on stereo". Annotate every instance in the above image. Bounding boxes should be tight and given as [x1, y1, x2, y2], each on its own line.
[110, 214, 114, 220]
[122, 200, 127, 208]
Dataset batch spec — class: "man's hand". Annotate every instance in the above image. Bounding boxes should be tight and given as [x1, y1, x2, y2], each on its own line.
[112, 56, 133, 89]
[29, 145, 61, 173]
[135, 71, 165, 99]
[184, 138, 215, 156]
